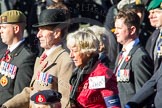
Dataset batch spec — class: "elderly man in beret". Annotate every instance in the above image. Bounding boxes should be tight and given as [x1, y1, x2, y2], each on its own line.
[125, 0, 162, 108]
[30, 90, 62, 108]
[1, 8, 75, 108]
[145, 0, 162, 72]
[0, 10, 37, 106]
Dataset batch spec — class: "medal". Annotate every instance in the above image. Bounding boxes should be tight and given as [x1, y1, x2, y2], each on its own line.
[0, 75, 8, 87]
[0, 61, 5, 74]
[157, 46, 162, 58]
[45, 73, 49, 85]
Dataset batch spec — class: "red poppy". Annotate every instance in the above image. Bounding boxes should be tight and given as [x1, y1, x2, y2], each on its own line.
[125, 56, 131, 62]
[5, 54, 11, 62]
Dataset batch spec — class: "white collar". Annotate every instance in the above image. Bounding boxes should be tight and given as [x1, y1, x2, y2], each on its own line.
[8, 39, 25, 52]
[123, 38, 139, 56]
[44, 44, 61, 56]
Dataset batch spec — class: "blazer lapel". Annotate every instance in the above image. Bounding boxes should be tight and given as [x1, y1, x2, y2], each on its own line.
[41, 46, 65, 72]
[121, 44, 141, 69]
[9, 41, 25, 63]
[150, 29, 160, 59]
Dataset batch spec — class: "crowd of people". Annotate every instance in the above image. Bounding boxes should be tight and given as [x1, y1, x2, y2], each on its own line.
[0, 0, 161, 108]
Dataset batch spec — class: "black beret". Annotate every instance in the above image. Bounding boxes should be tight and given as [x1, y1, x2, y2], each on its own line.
[0, 10, 26, 24]
[31, 90, 62, 104]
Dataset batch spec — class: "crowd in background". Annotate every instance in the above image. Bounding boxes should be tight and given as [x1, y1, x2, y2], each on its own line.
[0, 0, 161, 108]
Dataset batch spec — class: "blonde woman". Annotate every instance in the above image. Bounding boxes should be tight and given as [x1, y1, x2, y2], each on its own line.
[66, 28, 121, 108]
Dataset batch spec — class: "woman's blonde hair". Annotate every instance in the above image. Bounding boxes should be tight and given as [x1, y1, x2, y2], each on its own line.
[66, 28, 100, 55]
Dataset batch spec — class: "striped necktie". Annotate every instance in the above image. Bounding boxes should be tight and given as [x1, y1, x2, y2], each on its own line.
[40, 53, 47, 64]
[114, 50, 124, 74]
[118, 51, 124, 65]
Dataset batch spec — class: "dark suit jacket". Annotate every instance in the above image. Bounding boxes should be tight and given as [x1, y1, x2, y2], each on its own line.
[0, 39, 37, 105]
[128, 63, 162, 108]
[0, 38, 7, 54]
[114, 43, 154, 108]
[145, 29, 161, 72]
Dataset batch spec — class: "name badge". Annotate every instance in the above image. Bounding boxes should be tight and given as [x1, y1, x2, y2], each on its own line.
[89, 76, 105, 89]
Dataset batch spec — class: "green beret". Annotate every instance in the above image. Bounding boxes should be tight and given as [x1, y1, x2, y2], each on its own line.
[147, 0, 162, 11]
[0, 10, 26, 24]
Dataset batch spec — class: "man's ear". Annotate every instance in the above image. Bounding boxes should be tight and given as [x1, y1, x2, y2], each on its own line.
[13, 25, 20, 34]
[54, 28, 61, 38]
[129, 26, 136, 35]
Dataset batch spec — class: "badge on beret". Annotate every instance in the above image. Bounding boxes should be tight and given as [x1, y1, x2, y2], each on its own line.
[36, 94, 46, 103]
[160, 3, 162, 8]
[0, 16, 7, 23]
[0, 76, 8, 87]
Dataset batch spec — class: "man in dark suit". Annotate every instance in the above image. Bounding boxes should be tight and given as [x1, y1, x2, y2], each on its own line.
[125, 63, 162, 108]
[145, 0, 162, 72]
[124, 0, 162, 108]
[0, 10, 37, 106]
[0, 38, 7, 54]
[114, 10, 154, 108]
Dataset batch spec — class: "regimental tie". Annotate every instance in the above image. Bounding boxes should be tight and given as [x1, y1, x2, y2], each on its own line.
[40, 53, 47, 64]
[118, 51, 124, 65]
[115, 50, 124, 74]
[156, 32, 162, 58]
[117, 48, 126, 66]
[0, 49, 10, 62]
[115, 48, 127, 82]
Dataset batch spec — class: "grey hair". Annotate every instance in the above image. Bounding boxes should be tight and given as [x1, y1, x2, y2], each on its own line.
[66, 28, 100, 55]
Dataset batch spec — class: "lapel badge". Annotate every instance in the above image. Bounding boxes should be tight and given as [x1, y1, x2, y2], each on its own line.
[125, 56, 131, 62]
[41, 61, 48, 71]
[5, 54, 11, 62]
[0, 75, 8, 87]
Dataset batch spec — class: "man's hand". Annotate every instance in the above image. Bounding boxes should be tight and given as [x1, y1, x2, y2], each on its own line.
[125, 102, 138, 108]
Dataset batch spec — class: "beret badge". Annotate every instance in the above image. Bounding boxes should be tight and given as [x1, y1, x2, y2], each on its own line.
[36, 94, 46, 103]
[0, 16, 7, 23]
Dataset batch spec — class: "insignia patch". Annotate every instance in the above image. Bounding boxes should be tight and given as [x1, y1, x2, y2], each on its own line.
[0, 76, 8, 87]
[36, 94, 46, 103]
[104, 95, 120, 107]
